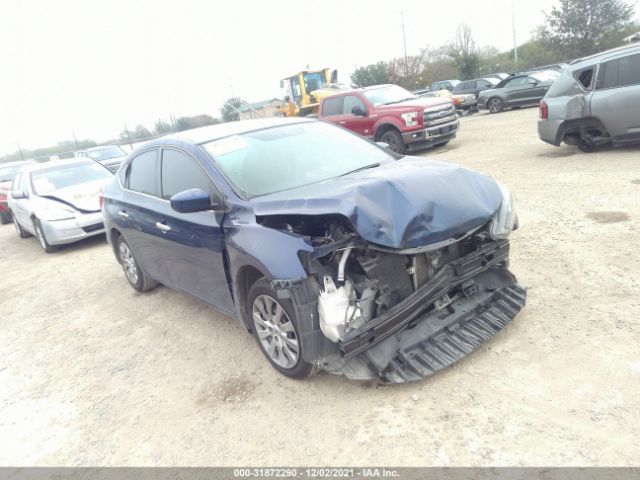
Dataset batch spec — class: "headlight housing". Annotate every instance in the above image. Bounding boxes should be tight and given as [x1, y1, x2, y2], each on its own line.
[36, 204, 76, 221]
[489, 183, 518, 239]
[400, 111, 419, 127]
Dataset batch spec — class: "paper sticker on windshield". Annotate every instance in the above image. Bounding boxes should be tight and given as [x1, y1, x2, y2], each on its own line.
[206, 135, 249, 156]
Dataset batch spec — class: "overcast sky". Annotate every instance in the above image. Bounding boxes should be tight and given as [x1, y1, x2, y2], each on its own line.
[0, 0, 581, 155]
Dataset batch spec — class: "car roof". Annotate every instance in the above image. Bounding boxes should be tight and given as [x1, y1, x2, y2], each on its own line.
[161, 117, 314, 145]
[569, 43, 640, 68]
[21, 158, 96, 173]
[0, 159, 35, 168]
[79, 145, 123, 152]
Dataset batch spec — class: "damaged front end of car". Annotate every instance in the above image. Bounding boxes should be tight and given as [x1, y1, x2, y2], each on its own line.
[255, 159, 526, 383]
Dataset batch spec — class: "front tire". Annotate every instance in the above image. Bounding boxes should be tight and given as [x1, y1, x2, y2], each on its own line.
[33, 218, 59, 253]
[248, 279, 314, 379]
[380, 129, 406, 154]
[13, 214, 30, 238]
[488, 97, 504, 113]
[116, 236, 158, 292]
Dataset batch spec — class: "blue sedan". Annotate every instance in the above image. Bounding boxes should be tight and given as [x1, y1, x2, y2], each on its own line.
[102, 117, 526, 383]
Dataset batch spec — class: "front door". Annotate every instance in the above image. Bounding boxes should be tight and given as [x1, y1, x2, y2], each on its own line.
[341, 94, 374, 138]
[154, 148, 234, 313]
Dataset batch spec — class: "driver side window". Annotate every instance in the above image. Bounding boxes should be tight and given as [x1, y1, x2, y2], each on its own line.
[160, 149, 220, 202]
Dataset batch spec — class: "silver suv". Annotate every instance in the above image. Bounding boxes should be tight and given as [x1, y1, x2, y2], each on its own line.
[538, 43, 640, 152]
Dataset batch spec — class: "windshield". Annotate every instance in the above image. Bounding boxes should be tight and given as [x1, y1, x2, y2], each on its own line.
[31, 162, 112, 195]
[0, 164, 26, 182]
[85, 146, 126, 161]
[362, 85, 417, 106]
[203, 121, 393, 198]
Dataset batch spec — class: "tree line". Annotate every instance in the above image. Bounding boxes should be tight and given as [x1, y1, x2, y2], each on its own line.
[351, 0, 638, 89]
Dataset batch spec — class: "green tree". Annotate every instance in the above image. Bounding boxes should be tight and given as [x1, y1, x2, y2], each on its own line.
[154, 119, 173, 136]
[351, 62, 390, 87]
[447, 24, 481, 80]
[220, 98, 244, 122]
[538, 0, 635, 59]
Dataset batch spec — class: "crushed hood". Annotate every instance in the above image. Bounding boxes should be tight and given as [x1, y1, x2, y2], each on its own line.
[250, 157, 503, 249]
[39, 179, 110, 212]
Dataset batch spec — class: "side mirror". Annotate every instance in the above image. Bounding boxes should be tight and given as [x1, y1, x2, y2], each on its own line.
[352, 106, 366, 116]
[170, 188, 217, 213]
[11, 191, 27, 199]
[376, 141, 390, 150]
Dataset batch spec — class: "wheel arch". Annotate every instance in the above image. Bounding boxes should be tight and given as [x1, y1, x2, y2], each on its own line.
[235, 264, 269, 331]
[374, 122, 402, 141]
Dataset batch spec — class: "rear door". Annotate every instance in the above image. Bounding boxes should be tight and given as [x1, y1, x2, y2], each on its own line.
[154, 147, 234, 312]
[591, 52, 640, 140]
[341, 94, 374, 138]
[116, 148, 169, 282]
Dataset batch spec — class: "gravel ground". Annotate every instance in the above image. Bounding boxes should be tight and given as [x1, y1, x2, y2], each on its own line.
[1, 107, 639, 466]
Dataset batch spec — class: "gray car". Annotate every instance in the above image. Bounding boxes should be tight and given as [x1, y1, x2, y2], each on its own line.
[75, 145, 128, 173]
[478, 70, 560, 113]
[538, 43, 640, 152]
[8, 159, 113, 252]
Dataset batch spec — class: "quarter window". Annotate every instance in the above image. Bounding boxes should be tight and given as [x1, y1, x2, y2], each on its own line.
[161, 149, 213, 200]
[322, 96, 344, 116]
[126, 150, 157, 196]
[576, 68, 594, 89]
[597, 54, 640, 89]
[342, 95, 366, 115]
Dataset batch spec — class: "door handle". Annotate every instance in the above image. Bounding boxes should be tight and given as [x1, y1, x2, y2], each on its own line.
[118, 210, 129, 218]
[155, 221, 171, 233]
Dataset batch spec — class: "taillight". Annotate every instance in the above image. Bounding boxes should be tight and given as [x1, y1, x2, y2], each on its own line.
[539, 100, 548, 120]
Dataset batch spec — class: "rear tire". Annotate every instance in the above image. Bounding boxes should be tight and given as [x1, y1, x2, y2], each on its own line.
[0, 211, 11, 225]
[116, 236, 158, 292]
[380, 129, 406, 154]
[577, 138, 595, 153]
[33, 218, 59, 253]
[248, 278, 315, 379]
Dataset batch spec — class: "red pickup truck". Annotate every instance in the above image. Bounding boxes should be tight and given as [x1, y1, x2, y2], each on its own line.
[317, 84, 458, 154]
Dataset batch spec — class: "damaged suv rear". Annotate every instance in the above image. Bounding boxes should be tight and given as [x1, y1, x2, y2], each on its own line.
[103, 117, 526, 383]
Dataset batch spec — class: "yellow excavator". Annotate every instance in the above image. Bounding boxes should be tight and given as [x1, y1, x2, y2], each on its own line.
[279, 68, 347, 117]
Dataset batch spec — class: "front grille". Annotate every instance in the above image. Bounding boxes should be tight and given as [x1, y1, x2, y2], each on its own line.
[82, 222, 104, 233]
[423, 106, 456, 127]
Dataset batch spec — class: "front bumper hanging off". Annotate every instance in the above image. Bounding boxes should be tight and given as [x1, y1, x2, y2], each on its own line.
[324, 240, 527, 383]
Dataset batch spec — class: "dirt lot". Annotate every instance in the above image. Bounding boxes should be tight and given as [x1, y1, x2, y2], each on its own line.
[1, 107, 639, 466]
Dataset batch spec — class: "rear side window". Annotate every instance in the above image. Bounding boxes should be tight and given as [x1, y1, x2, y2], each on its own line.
[160, 149, 214, 200]
[342, 95, 366, 115]
[597, 53, 640, 89]
[576, 68, 594, 89]
[126, 150, 157, 196]
[322, 96, 344, 116]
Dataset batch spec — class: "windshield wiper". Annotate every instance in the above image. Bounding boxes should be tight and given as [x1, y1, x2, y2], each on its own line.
[340, 163, 380, 177]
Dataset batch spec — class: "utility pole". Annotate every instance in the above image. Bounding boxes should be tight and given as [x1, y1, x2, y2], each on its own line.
[72, 130, 79, 150]
[512, 2, 519, 69]
[401, 10, 408, 68]
[16, 141, 25, 161]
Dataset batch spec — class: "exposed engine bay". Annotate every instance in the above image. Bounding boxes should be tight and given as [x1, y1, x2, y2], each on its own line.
[260, 213, 526, 383]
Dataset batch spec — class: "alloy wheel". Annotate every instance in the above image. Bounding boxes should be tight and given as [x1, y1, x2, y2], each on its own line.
[252, 294, 300, 369]
[119, 241, 139, 285]
[488, 98, 502, 113]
